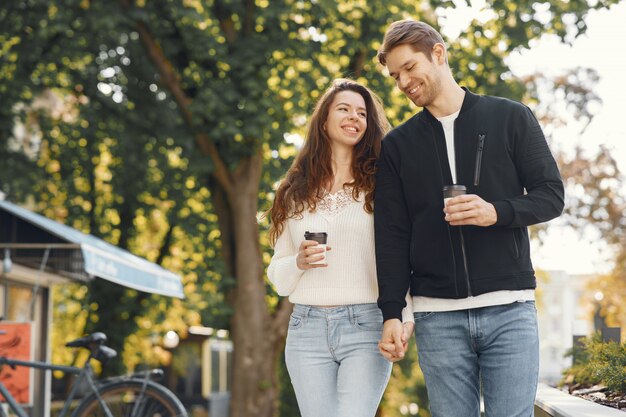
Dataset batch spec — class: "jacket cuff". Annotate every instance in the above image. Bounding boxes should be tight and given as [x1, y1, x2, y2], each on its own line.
[380, 301, 405, 322]
[492, 200, 514, 226]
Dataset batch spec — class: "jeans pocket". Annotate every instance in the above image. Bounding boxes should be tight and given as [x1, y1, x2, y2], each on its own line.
[413, 311, 435, 321]
[354, 310, 384, 331]
[288, 314, 303, 330]
[519, 300, 537, 313]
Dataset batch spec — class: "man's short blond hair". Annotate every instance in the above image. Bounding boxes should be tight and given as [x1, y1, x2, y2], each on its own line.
[378, 19, 446, 66]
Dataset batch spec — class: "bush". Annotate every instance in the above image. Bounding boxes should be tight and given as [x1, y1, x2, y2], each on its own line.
[561, 333, 626, 394]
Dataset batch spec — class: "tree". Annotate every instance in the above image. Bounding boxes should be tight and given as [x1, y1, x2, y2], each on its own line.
[522, 64, 626, 330]
[1, 1, 621, 415]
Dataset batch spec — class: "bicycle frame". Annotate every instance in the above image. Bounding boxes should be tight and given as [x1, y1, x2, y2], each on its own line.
[0, 329, 181, 417]
[0, 356, 113, 417]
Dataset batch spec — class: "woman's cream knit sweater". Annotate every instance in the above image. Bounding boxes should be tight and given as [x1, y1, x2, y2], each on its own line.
[267, 189, 413, 322]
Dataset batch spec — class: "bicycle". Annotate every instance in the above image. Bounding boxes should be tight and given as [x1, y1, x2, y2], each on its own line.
[0, 331, 188, 417]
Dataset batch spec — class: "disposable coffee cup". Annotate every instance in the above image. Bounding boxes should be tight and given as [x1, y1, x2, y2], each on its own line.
[304, 231, 328, 265]
[443, 185, 467, 206]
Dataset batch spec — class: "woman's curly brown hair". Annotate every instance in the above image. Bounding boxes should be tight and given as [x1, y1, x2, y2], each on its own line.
[268, 79, 390, 246]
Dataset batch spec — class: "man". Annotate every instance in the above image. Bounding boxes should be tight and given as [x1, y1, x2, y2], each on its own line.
[374, 19, 564, 417]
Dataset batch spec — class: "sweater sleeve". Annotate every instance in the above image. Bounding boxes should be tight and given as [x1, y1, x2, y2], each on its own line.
[375, 138, 412, 322]
[492, 105, 564, 227]
[267, 220, 305, 296]
[401, 290, 414, 324]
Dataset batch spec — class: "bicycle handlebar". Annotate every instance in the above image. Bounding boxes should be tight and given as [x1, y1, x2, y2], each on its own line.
[65, 332, 107, 348]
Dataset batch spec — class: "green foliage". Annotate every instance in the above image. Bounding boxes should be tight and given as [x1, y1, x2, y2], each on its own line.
[277, 351, 300, 417]
[380, 339, 430, 417]
[562, 334, 626, 394]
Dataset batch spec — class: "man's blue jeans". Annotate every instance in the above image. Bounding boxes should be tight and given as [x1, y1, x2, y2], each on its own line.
[414, 301, 539, 417]
[285, 303, 392, 417]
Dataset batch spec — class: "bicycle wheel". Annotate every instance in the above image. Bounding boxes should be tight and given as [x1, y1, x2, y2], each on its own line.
[71, 379, 188, 417]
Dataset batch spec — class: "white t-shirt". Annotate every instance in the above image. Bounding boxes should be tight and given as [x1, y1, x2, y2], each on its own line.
[438, 110, 460, 183]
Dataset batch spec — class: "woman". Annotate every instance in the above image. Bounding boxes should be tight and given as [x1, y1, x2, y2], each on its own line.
[267, 78, 414, 417]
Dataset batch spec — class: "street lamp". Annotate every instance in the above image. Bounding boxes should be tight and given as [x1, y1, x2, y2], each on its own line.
[163, 330, 180, 349]
[2, 249, 11, 275]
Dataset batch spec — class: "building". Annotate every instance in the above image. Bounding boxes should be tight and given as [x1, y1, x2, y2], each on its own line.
[536, 270, 598, 384]
[0, 199, 184, 416]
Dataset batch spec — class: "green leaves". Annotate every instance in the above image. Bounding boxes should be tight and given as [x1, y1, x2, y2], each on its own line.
[563, 334, 626, 394]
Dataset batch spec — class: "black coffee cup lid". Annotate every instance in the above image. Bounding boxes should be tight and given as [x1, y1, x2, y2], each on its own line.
[304, 231, 328, 238]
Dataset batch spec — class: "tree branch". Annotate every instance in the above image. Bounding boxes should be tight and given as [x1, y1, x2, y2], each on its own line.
[213, 1, 238, 42]
[234, 147, 263, 189]
[243, 0, 255, 37]
[155, 221, 175, 266]
[119, 0, 233, 192]
[349, 48, 366, 78]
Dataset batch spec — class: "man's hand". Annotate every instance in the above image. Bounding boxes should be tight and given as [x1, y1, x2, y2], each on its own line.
[444, 194, 497, 226]
[378, 319, 411, 362]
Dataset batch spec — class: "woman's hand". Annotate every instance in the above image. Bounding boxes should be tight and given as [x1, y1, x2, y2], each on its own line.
[402, 321, 415, 343]
[296, 240, 331, 270]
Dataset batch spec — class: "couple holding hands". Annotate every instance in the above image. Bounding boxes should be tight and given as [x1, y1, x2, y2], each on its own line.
[267, 19, 564, 417]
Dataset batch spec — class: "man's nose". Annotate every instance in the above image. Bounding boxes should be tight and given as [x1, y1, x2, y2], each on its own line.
[398, 73, 409, 89]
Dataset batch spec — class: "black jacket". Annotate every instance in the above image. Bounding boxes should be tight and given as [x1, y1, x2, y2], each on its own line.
[374, 89, 564, 321]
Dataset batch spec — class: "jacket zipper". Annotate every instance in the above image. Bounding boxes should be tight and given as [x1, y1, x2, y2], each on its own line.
[450, 120, 472, 296]
[473, 134, 485, 186]
[459, 227, 472, 296]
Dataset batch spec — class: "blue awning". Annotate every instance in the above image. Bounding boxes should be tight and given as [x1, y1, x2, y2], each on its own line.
[0, 200, 184, 298]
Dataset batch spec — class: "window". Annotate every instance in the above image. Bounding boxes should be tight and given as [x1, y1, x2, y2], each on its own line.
[6, 284, 32, 322]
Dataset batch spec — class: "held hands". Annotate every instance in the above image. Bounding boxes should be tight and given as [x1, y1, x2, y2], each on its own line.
[296, 240, 332, 270]
[378, 319, 415, 362]
[444, 194, 497, 227]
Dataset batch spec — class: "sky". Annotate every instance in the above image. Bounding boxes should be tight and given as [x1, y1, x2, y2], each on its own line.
[441, 1, 626, 275]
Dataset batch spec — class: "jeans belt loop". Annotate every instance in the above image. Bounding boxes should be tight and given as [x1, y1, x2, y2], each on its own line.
[347, 305, 355, 325]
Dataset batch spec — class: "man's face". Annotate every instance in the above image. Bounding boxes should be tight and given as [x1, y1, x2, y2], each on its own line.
[385, 44, 443, 108]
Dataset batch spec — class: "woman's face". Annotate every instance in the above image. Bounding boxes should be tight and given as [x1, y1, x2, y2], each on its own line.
[323, 90, 367, 150]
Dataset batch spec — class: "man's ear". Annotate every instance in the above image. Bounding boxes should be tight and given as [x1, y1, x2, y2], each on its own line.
[432, 43, 447, 65]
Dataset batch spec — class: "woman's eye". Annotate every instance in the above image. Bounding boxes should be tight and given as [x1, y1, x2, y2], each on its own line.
[358, 113, 366, 118]
[408, 65, 415, 71]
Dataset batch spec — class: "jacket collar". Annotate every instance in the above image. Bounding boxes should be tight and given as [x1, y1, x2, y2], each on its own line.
[421, 87, 480, 124]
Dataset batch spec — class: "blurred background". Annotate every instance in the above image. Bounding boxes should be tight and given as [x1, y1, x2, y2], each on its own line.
[1, 1, 624, 416]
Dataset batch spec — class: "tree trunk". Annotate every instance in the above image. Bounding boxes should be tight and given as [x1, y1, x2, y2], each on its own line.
[217, 154, 290, 417]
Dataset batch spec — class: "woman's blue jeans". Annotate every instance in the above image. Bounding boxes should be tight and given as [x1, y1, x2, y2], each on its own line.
[414, 301, 539, 417]
[285, 303, 392, 417]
